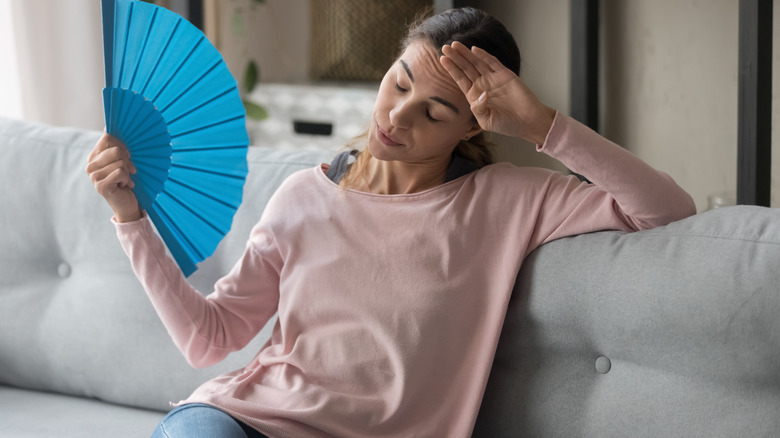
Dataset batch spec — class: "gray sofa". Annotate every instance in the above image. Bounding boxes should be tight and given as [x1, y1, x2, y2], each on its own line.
[1, 116, 778, 437]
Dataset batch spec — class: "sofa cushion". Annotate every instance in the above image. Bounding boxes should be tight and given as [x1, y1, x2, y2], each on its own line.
[0, 386, 164, 438]
[0, 117, 332, 412]
[475, 205, 780, 437]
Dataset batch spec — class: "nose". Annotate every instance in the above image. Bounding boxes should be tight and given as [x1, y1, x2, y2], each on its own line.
[389, 100, 412, 130]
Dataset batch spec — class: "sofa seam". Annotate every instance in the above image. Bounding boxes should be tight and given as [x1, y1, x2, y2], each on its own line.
[637, 231, 780, 247]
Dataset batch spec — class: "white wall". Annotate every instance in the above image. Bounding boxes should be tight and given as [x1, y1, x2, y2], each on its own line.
[204, 0, 310, 89]
[602, 0, 742, 212]
[478, 0, 778, 211]
[10, 0, 105, 130]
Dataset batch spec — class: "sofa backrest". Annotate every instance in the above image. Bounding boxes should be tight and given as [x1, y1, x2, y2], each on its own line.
[0, 117, 331, 411]
[475, 205, 780, 437]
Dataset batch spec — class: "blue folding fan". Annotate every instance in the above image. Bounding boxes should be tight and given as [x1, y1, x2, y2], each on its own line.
[101, 0, 249, 276]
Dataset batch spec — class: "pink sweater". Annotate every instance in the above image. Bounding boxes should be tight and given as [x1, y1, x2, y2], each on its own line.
[116, 114, 695, 437]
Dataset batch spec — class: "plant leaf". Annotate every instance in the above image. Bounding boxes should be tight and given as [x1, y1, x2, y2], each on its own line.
[244, 100, 268, 120]
[244, 60, 259, 94]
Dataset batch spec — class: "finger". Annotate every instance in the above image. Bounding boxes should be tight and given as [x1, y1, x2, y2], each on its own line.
[442, 43, 481, 82]
[89, 160, 135, 189]
[471, 45, 505, 73]
[86, 140, 136, 176]
[86, 145, 122, 175]
[451, 41, 496, 76]
[439, 54, 474, 95]
[95, 167, 135, 197]
[90, 132, 124, 158]
[469, 93, 490, 120]
[89, 133, 131, 166]
[86, 152, 136, 184]
[87, 133, 112, 162]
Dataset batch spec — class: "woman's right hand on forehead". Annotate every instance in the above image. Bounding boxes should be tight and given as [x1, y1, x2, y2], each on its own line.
[441, 41, 556, 145]
[85, 132, 143, 223]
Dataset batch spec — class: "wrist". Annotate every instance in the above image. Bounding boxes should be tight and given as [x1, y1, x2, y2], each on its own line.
[530, 106, 556, 145]
[115, 208, 143, 223]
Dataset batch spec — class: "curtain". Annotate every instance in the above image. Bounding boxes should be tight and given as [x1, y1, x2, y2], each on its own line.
[0, 0, 22, 119]
[11, 0, 104, 130]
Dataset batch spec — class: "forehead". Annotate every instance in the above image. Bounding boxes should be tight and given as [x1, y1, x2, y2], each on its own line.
[397, 42, 466, 105]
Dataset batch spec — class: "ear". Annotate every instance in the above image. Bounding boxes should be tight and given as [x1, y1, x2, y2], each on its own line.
[463, 121, 483, 141]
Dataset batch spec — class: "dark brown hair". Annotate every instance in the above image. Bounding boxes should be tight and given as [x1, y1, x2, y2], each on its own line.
[402, 7, 520, 76]
[341, 8, 521, 188]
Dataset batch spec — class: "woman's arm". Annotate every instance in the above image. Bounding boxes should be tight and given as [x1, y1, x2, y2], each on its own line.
[115, 216, 281, 368]
[87, 136, 279, 368]
[524, 113, 695, 250]
[440, 41, 556, 145]
[441, 41, 696, 243]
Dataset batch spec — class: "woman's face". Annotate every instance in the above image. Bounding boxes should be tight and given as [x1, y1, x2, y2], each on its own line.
[368, 42, 482, 164]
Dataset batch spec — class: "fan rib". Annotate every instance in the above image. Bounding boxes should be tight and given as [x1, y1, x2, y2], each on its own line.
[171, 163, 245, 180]
[121, 112, 157, 145]
[174, 145, 247, 153]
[121, 97, 158, 143]
[154, 203, 203, 260]
[165, 86, 234, 126]
[131, 139, 172, 154]
[116, 2, 135, 89]
[128, 8, 158, 91]
[146, 205, 197, 275]
[171, 114, 244, 139]
[168, 176, 238, 211]
[101, 0, 115, 86]
[133, 157, 170, 175]
[159, 59, 222, 114]
[132, 129, 172, 149]
[164, 192, 226, 242]
[150, 37, 206, 104]
[139, 19, 182, 96]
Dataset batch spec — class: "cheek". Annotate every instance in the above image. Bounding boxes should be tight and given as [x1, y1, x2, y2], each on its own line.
[374, 74, 395, 107]
[416, 125, 464, 152]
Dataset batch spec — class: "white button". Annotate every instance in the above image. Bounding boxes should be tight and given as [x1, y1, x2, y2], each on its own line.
[595, 356, 611, 374]
[57, 263, 71, 278]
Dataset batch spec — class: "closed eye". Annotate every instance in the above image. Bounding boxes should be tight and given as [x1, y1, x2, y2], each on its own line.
[395, 81, 438, 122]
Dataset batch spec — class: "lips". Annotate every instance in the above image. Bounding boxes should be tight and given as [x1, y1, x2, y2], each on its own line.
[376, 124, 403, 147]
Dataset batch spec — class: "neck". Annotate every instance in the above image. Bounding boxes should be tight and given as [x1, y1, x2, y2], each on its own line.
[358, 155, 450, 195]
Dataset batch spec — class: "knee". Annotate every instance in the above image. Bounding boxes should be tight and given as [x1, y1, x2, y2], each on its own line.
[151, 403, 248, 438]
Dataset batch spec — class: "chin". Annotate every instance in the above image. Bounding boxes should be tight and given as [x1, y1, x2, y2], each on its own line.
[366, 128, 399, 162]
[366, 139, 394, 162]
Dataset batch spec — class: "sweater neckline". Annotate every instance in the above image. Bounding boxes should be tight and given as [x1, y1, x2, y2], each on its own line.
[314, 163, 473, 200]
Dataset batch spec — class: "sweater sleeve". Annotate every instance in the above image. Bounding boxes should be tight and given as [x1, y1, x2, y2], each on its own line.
[115, 215, 281, 368]
[526, 112, 696, 250]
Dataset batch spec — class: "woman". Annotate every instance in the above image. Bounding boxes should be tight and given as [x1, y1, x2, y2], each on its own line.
[86, 7, 695, 438]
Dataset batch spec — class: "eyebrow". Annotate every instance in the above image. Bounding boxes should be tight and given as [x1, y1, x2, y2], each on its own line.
[400, 59, 414, 82]
[430, 96, 460, 114]
[399, 59, 460, 115]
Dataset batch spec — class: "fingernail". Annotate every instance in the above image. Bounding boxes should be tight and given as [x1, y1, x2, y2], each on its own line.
[478, 91, 487, 103]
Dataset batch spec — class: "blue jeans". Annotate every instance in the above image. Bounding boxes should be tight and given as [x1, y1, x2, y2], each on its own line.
[151, 403, 270, 438]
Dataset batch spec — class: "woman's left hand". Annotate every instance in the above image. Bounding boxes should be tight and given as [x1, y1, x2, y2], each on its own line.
[440, 41, 556, 145]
